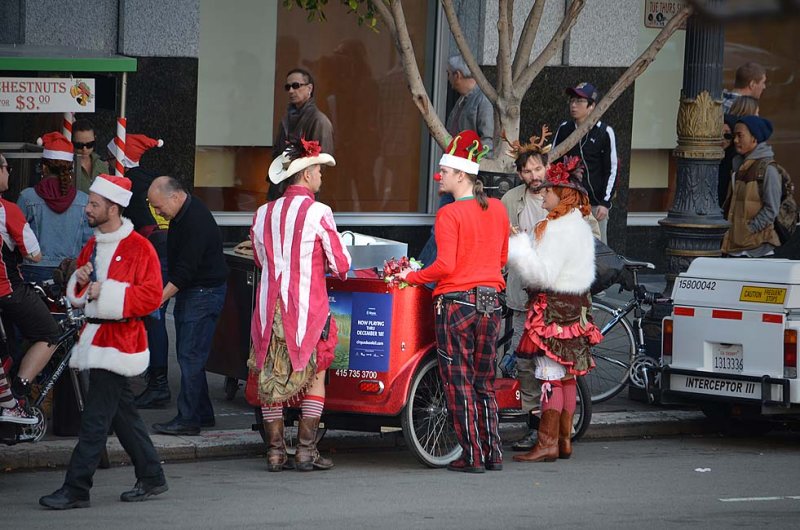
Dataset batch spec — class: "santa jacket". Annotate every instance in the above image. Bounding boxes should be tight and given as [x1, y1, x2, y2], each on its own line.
[67, 218, 162, 376]
[506, 209, 596, 294]
[250, 185, 351, 372]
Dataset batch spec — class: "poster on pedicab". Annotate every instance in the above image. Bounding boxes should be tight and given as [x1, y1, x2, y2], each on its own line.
[328, 291, 393, 373]
[0, 77, 95, 113]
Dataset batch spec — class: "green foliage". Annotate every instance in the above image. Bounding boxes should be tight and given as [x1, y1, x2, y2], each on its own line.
[284, 0, 381, 31]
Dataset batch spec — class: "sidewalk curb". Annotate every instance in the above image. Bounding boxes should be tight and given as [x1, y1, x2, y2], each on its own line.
[1, 410, 709, 472]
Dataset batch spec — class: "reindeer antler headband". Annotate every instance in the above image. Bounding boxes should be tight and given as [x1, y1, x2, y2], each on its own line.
[503, 125, 552, 159]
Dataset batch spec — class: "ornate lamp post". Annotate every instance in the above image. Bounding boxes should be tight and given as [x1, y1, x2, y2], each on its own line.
[659, 2, 728, 292]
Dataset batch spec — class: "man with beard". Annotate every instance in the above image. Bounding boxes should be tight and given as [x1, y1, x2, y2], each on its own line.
[40, 174, 167, 509]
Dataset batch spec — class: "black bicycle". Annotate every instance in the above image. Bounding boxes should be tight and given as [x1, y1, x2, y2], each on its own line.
[0, 282, 86, 445]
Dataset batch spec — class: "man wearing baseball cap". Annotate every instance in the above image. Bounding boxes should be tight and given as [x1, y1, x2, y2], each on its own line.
[40, 174, 168, 509]
[552, 82, 618, 243]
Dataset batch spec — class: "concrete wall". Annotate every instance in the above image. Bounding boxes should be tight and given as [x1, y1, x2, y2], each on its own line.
[119, 0, 200, 57]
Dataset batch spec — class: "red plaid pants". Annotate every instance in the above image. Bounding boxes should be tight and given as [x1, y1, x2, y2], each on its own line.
[435, 293, 502, 467]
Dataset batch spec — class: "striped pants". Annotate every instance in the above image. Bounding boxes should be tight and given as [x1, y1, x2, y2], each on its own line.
[435, 296, 502, 467]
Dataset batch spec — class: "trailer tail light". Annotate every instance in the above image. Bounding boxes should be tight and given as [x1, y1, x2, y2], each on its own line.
[359, 380, 385, 394]
[785, 330, 797, 379]
[662, 317, 673, 366]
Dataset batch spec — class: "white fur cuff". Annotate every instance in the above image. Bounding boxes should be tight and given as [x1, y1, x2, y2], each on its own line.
[94, 279, 128, 320]
[66, 271, 89, 308]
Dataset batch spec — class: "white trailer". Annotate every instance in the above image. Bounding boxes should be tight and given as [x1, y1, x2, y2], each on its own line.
[662, 258, 799, 420]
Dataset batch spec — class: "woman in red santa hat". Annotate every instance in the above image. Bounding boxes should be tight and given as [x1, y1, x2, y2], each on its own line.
[17, 131, 93, 285]
[398, 130, 510, 473]
[506, 157, 601, 464]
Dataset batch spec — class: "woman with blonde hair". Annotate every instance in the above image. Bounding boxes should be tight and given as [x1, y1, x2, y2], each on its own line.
[507, 156, 601, 463]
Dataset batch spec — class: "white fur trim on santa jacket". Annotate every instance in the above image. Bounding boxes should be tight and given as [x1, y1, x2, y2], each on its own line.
[66, 218, 163, 376]
[507, 209, 596, 294]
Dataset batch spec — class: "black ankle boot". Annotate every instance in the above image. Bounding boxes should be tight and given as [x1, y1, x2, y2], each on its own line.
[135, 368, 171, 409]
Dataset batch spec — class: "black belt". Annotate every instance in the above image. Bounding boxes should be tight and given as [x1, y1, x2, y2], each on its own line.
[86, 317, 140, 324]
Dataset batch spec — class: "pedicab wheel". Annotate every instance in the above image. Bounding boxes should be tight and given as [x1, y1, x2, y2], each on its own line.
[572, 376, 592, 441]
[401, 357, 462, 468]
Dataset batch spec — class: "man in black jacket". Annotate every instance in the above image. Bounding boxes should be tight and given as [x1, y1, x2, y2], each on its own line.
[552, 82, 618, 242]
[147, 176, 228, 435]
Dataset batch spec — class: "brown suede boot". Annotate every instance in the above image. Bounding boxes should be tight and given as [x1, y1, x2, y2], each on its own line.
[513, 409, 560, 463]
[264, 419, 293, 472]
[295, 417, 334, 471]
[558, 410, 573, 459]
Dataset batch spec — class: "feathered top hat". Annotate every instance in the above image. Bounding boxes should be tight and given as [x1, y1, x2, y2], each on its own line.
[438, 130, 490, 175]
[268, 136, 335, 184]
[534, 156, 587, 195]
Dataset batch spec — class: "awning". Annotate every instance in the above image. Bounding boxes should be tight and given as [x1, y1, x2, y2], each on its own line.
[0, 44, 137, 72]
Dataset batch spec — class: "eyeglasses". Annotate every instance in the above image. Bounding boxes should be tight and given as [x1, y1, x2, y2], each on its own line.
[723, 133, 733, 140]
[72, 141, 96, 149]
[568, 97, 589, 105]
[284, 82, 310, 91]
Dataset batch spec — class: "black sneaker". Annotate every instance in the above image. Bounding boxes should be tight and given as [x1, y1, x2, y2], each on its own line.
[39, 487, 90, 510]
[120, 480, 169, 502]
[152, 418, 200, 436]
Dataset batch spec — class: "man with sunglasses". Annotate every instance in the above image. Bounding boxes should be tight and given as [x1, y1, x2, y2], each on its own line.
[73, 119, 109, 194]
[270, 68, 334, 200]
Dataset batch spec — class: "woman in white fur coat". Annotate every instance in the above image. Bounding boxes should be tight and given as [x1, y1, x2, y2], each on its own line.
[506, 156, 602, 464]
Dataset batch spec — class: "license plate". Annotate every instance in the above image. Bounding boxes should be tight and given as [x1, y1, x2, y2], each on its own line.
[670, 373, 760, 399]
[712, 343, 743, 373]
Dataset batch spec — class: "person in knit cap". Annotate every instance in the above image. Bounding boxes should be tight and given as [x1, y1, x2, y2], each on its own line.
[505, 156, 601, 464]
[722, 115, 781, 257]
[249, 136, 351, 472]
[40, 174, 168, 510]
[17, 131, 92, 286]
[398, 130, 510, 473]
[107, 133, 172, 409]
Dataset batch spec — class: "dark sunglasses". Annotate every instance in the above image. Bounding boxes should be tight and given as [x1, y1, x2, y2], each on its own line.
[723, 133, 733, 140]
[72, 140, 96, 149]
[284, 82, 309, 91]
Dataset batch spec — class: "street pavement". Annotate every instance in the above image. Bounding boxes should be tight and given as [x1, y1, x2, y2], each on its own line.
[3, 434, 800, 528]
[2, 276, 715, 472]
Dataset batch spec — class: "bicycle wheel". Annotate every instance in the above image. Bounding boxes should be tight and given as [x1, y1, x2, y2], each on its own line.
[401, 357, 461, 467]
[587, 301, 637, 403]
[572, 376, 592, 441]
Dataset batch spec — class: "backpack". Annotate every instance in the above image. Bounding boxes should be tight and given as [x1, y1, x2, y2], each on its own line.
[756, 159, 798, 245]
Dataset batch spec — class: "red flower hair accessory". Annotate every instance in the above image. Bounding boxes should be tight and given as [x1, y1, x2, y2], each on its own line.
[535, 155, 587, 195]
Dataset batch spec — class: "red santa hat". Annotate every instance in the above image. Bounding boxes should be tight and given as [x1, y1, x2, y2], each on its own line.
[37, 131, 74, 162]
[107, 134, 163, 169]
[89, 173, 133, 207]
[439, 130, 488, 175]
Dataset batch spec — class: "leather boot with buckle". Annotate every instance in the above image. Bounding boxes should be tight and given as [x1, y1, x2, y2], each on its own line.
[513, 409, 559, 463]
[264, 419, 293, 472]
[295, 417, 333, 471]
[558, 409, 574, 459]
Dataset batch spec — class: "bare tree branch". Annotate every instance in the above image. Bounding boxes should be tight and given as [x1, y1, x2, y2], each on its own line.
[497, 0, 514, 101]
[386, 0, 450, 149]
[441, 0, 499, 104]
[514, 0, 586, 97]
[371, 0, 398, 36]
[549, 5, 693, 160]
[512, 0, 546, 81]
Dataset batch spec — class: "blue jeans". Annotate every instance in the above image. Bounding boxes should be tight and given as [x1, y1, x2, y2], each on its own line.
[173, 284, 226, 427]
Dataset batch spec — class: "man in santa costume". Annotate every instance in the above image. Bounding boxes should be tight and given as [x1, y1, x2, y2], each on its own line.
[248, 136, 351, 472]
[40, 174, 167, 510]
[399, 130, 510, 473]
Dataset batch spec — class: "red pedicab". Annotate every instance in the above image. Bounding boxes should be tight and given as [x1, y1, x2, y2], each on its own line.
[245, 274, 592, 468]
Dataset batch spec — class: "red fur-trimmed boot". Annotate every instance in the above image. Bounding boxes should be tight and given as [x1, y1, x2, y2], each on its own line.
[513, 409, 559, 463]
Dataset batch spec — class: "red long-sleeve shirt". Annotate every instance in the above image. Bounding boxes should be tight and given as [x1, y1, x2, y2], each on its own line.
[408, 197, 509, 296]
